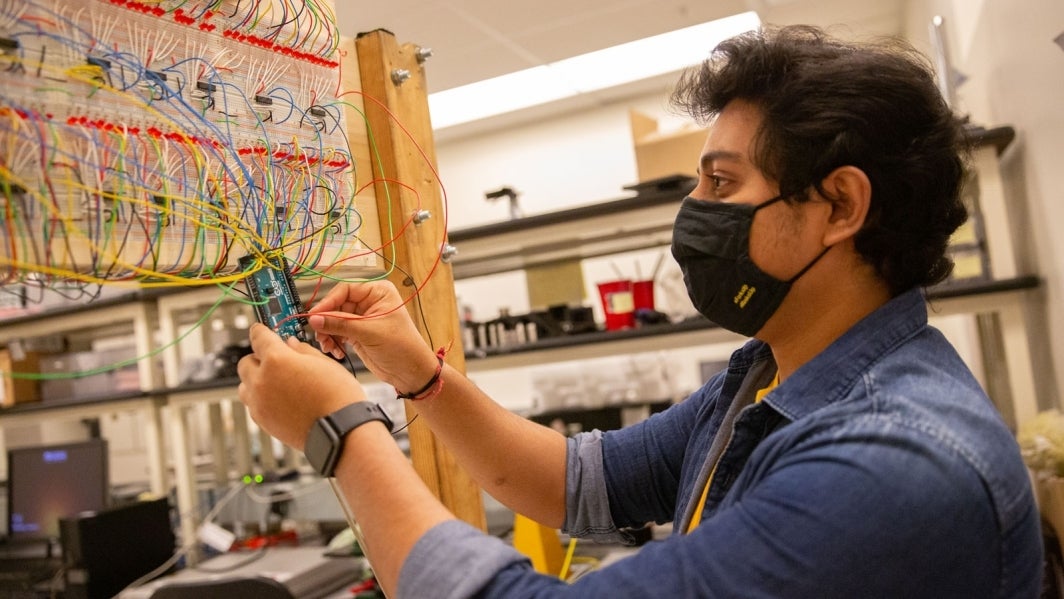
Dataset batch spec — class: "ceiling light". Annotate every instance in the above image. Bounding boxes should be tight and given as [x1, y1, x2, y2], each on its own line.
[428, 11, 761, 130]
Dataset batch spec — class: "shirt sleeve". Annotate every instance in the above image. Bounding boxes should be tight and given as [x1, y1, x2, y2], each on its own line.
[600, 382, 713, 528]
[397, 519, 529, 599]
[560, 430, 633, 542]
[563, 379, 723, 539]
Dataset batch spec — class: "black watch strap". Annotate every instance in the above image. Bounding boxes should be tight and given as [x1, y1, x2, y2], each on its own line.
[304, 402, 393, 477]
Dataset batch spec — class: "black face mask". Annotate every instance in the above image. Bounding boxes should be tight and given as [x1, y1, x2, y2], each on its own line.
[670, 195, 829, 337]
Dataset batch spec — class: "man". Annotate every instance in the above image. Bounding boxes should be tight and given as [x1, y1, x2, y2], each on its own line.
[238, 26, 1043, 597]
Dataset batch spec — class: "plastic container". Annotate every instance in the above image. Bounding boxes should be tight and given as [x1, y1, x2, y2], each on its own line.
[632, 279, 655, 312]
[596, 280, 635, 330]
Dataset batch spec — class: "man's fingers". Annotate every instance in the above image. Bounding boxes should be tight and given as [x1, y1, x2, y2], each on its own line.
[310, 281, 401, 318]
[313, 330, 343, 358]
[286, 335, 330, 358]
[307, 283, 350, 314]
[310, 282, 374, 314]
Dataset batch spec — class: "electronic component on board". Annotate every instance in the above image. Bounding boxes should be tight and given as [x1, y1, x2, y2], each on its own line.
[239, 254, 309, 341]
[86, 55, 111, 69]
[1, 182, 27, 196]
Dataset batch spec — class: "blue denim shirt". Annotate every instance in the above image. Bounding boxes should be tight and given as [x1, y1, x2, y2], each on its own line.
[398, 289, 1043, 598]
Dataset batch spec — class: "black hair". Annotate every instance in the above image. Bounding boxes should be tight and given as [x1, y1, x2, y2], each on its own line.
[671, 25, 969, 294]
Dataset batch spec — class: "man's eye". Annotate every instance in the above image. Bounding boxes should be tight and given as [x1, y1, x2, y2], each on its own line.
[709, 175, 725, 188]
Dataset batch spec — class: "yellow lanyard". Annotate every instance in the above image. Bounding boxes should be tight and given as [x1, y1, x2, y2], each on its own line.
[685, 374, 778, 533]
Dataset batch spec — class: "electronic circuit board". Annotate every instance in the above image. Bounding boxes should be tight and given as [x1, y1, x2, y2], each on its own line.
[239, 254, 308, 341]
[0, 0, 375, 282]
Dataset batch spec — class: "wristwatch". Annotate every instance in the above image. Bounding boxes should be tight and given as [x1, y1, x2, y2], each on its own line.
[304, 402, 393, 477]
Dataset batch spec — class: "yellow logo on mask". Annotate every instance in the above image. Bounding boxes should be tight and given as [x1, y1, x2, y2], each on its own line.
[733, 285, 756, 308]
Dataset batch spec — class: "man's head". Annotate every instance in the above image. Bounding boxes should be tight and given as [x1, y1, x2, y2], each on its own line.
[672, 25, 968, 296]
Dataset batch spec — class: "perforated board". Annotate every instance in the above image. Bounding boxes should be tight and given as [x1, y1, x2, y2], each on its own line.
[0, 0, 379, 286]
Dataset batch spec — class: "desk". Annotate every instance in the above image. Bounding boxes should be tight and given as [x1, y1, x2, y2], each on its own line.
[115, 546, 365, 599]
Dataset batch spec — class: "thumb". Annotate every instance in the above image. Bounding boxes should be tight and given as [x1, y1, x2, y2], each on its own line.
[248, 322, 285, 354]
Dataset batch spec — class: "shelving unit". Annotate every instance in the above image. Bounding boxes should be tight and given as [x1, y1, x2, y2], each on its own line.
[0, 295, 170, 496]
[448, 176, 694, 280]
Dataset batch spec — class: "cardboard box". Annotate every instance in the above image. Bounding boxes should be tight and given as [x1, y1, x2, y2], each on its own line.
[0, 348, 42, 407]
[630, 110, 708, 183]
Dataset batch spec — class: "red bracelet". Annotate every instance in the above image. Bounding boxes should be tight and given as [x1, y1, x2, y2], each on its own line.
[396, 347, 446, 401]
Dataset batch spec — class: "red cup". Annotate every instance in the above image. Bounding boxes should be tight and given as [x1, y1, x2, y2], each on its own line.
[632, 280, 655, 311]
[596, 280, 634, 330]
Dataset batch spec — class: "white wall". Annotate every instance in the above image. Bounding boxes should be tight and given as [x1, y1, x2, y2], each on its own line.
[441, 4, 1062, 411]
[444, 92, 696, 325]
[904, 0, 1063, 409]
[439, 94, 692, 229]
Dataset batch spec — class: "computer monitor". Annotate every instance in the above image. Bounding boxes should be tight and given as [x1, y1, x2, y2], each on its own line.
[6, 439, 109, 543]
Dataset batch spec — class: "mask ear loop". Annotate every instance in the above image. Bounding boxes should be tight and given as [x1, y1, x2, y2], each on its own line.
[786, 244, 833, 284]
[752, 191, 831, 284]
[751, 193, 787, 213]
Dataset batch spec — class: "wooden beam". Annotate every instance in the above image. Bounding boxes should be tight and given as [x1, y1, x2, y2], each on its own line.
[353, 30, 485, 530]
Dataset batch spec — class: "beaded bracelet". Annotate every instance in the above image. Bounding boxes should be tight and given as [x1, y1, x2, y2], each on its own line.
[396, 347, 446, 401]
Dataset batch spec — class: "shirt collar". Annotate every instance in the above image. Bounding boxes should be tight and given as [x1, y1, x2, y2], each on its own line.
[756, 288, 929, 421]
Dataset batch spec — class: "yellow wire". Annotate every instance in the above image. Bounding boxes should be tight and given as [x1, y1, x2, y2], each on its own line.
[560, 537, 578, 580]
[0, 42, 383, 287]
[0, 166, 261, 284]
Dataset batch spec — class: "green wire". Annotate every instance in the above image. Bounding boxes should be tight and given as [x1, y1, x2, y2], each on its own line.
[292, 100, 398, 284]
[1, 280, 255, 382]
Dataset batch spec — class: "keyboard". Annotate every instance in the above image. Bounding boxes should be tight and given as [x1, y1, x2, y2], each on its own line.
[0, 556, 64, 593]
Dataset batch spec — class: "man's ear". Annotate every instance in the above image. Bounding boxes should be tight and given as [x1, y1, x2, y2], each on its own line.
[818, 166, 871, 246]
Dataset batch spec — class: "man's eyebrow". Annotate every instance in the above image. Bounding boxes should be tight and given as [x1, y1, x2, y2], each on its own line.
[699, 151, 744, 172]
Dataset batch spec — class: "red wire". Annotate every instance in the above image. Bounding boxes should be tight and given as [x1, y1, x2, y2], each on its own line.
[266, 77, 453, 346]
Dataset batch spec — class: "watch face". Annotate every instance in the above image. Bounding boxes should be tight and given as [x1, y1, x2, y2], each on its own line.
[303, 403, 391, 477]
[304, 418, 339, 476]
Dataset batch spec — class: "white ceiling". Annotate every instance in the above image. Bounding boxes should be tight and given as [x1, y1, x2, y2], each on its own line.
[335, 0, 908, 93]
[333, 0, 908, 136]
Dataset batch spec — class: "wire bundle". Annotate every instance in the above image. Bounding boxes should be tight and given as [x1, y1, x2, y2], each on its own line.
[0, 0, 369, 290]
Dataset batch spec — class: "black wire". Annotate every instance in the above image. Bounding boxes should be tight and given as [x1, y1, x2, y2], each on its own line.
[392, 413, 418, 434]
[326, 236, 436, 435]
[336, 315, 419, 435]
[342, 346, 358, 375]
[353, 235, 435, 349]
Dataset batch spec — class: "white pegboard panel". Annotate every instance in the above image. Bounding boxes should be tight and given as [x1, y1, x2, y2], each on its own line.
[0, 0, 377, 286]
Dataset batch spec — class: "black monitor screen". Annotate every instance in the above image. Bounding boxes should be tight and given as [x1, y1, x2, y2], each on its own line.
[6, 439, 109, 542]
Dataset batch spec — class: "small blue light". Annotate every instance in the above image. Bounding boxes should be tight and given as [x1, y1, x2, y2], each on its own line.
[42, 450, 68, 463]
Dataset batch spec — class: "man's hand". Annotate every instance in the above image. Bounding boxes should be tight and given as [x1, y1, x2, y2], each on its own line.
[237, 323, 365, 450]
[307, 280, 440, 396]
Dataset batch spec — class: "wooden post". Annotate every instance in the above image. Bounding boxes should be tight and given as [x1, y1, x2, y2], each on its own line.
[351, 30, 485, 530]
